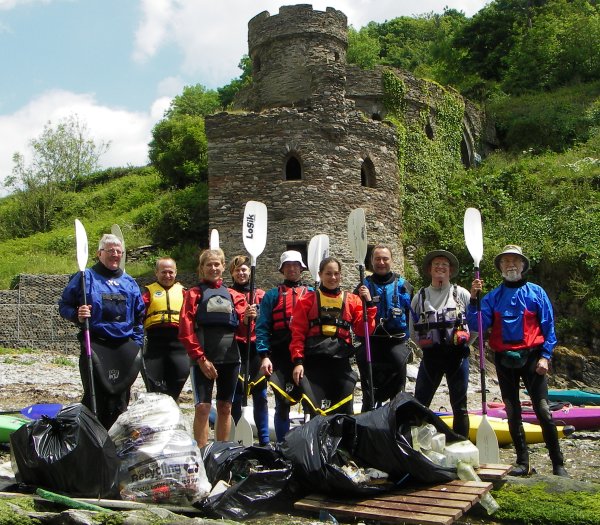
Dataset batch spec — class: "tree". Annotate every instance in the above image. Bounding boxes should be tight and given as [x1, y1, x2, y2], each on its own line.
[5, 115, 109, 234]
[347, 26, 381, 69]
[503, 0, 600, 92]
[149, 83, 220, 188]
[218, 56, 253, 108]
[165, 84, 221, 118]
[148, 114, 208, 188]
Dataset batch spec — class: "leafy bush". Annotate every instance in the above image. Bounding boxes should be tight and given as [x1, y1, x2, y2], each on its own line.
[147, 183, 209, 247]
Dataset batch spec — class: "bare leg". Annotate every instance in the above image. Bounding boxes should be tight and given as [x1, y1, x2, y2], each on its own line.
[194, 402, 211, 447]
[215, 400, 233, 441]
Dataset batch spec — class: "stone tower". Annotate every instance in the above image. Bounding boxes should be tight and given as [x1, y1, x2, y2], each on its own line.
[206, 5, 402, 287]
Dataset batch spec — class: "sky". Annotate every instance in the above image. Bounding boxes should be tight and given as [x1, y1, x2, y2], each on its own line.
[0, 0, 491, 194]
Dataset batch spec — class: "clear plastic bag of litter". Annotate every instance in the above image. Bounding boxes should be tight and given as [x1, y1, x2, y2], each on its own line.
[109, 392, 210, 504]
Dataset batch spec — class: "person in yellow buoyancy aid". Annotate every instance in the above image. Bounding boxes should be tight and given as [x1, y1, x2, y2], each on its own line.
[142, 257, 189, 401]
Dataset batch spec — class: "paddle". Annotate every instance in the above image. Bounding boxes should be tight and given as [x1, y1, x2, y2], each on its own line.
[75, 219, 97, 415]
[235, 200, 268, 446]
[110, 224, 125, 270]
[210, 228, 219, 250]
[463, 207, 500, 463]
[348, 208, 374, 411]
[0, 403, 62, 419]
[307, 234, 330, 287]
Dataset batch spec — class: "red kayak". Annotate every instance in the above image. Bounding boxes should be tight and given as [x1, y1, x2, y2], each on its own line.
[473, 401, 600, 431]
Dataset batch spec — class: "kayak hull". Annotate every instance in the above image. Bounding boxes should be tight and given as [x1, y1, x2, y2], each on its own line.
[481, 403, 600, 431]
[0, 414, 27, 443]
[440, 414, 573, 446]
[546, 389, 600, 406]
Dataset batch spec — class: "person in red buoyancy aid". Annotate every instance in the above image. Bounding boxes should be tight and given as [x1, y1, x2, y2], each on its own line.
[256, 250, 312, 442]
[179, 249, 246, 446]
[290, 257, 376, 417]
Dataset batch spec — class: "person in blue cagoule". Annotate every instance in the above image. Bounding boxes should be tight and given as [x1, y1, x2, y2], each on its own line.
[59, 233, 145, 430]
[468, 244, 568, 478]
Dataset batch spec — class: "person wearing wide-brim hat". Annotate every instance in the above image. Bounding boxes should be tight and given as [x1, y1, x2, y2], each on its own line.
[411, 249, 472, 438]
[468, 244, 568, 478]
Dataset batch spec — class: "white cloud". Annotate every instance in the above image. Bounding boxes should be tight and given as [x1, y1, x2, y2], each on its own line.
[0, 0, 53, 10]
[0, 90, 161, 194]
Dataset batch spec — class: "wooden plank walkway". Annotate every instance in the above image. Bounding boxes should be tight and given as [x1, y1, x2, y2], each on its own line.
[294, 463, 511, 525]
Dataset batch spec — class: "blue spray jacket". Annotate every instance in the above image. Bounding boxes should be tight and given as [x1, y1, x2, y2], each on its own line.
[361, 273, 413, 336]
[59, 263, 145, 347]
[466, 281, 557, 360]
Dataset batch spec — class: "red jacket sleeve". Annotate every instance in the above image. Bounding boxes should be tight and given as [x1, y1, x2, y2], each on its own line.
[289, 291, 316, 362]
[348, 293, 377, 337]
[235, 288, 265, 344]
[178, 286, 205, 362]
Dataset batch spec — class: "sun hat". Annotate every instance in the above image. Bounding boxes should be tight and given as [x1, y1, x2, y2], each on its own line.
[278, 250, 307, 271]
[493, 245, 530, 273]
[422, 249, 459, 279]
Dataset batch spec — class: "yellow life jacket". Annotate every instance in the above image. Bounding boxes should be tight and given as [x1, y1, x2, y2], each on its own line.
[144, 282, 185, 329]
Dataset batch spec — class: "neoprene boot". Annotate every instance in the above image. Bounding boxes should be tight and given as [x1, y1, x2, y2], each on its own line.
[509, 426, 532, 476]
[547, 434, 569, 477]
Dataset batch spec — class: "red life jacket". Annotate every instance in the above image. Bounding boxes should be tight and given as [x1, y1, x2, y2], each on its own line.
[272, 284, 308, 331]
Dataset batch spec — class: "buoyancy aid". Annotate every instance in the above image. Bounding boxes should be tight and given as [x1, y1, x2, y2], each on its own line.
[195, 283, 238, 328]
[308, 290, 352, 339]
[272, 284, 308, 331]
[366, 274, 410, 335]
[413, 284, 468, 348]
[144, 282, 184, 329]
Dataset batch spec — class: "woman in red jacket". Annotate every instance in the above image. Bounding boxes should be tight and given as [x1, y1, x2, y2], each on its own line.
[290, 257, 376, 417]
[179, 248, 246, 446]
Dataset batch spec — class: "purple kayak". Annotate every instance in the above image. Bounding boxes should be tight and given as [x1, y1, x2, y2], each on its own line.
[473, 402, 600, 431]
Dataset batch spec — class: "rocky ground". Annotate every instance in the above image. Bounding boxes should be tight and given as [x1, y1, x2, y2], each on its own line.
[1, 347, 600, 485]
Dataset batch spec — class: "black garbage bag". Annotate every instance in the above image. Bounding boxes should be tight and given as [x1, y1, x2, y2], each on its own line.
[199, 441, 293, 520]
[352, 392, 461, 484]
[280, 412, 384, 497]
[10, 403, 119, 498]
[280, 392, 461, 497]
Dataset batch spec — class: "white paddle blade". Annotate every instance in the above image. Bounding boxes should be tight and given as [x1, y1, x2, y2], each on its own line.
[234, 416, 254, 447]
[75, 219, 89, 272]
[210, 229, 219, 250]
[308, 234, 330, 283]
[464, 208, 483, 267]
[476, 415, 501, 464]
[111, 224, 125, 270]
[348, 208, 368, 265]
[242, 201, 268, 260]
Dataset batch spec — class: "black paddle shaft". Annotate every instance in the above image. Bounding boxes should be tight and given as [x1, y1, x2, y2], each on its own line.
[359, 265, 375, 411]
[79, 270, 97, 415]
[243, 264, 256, 407]
[474, 265, 488, 413]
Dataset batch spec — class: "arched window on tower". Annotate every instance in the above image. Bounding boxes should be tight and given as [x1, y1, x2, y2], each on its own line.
[361, 158, 377, 188]
[284, 153, 302, 181]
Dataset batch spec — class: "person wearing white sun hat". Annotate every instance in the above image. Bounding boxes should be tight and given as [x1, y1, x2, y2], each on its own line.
[468, 244, 568, 478]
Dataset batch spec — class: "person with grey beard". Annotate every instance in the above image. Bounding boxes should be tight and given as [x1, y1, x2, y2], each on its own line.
[468, 245, 568, 478]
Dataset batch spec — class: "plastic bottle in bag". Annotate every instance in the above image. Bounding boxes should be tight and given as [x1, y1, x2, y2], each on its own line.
[456, 461, 500, 515]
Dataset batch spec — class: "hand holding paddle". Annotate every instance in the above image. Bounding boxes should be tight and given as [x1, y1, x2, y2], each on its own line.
[463, 207, 500, 463]
[75, 219, 97, 415]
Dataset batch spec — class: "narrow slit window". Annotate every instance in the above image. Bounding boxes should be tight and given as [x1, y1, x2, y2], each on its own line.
[285, 154, 302, 181]
[361, 158, 376, 188]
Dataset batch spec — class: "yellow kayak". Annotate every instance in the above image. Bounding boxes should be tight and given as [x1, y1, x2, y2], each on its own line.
[440, 414, 575, 446]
